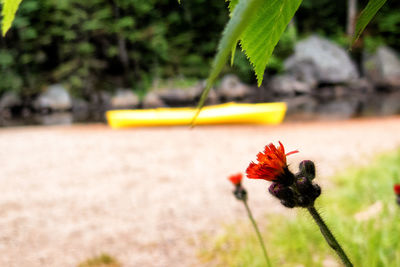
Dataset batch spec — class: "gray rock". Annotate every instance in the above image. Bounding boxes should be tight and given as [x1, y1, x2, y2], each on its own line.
[347, 78, 375, 94]
[185, 82, 218, 104]
[363, 45, 400, 87]
[0, 91, 21, 109]
[157, 83, 218, 106]
[71, 98, 90, 122]
[317, 98, 360, 119]
[110, 89, 139, 108]
[218, 75, 254, 100]
[268, 75, 312, 96]
[285, 35, 359, 83]
[72, 98, 89, 112]
[380, 92, 400, 115]
[360, 94, 384, 116]
[284, 95, 318, 114]
[142, 91, 166, 108]
[72, 98, 90, 122]
[158, 89, 191, 104]
[92, 91, 112, 107]
[0, 109, 12, 119]
[319, 85, 362, 99]
[35, 112, 73, 125]
[34, 84, 72, 111]
[206, 89, 219, 104]
[284, 60, 319, 87]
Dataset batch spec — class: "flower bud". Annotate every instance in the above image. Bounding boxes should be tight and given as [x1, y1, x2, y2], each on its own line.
[295, 177, 321, 205]
[269, 183, 294, 200]
[296, 176, 314, 195]
[312, 184, 321, 199]
[280, 199, 296, 208]
[397, 195, 400, 206]
[233, 186, 247, 201]
[299, 160, 316, 180]
[297, 196, 312, 207]
[277, 168, 296, 186]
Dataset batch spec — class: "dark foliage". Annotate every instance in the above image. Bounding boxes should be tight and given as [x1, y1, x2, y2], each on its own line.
[0, 0, 399, 97]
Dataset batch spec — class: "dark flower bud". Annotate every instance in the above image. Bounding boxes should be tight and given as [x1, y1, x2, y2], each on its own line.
[233, 186, 247, 201]
[297, 196, 312, 207]
[269, 183, 294, 200]
[296, 176, 314, 195]
[312, 184, 321, 199]
[299, 160, 316, 180]
[397, 195, 400, 206]
[280, 199, 296, 208]
[277, 168, 296, 186]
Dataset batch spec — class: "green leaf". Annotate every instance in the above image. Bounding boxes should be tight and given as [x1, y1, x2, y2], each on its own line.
[194, 0, 301, 125]
[228, 0, 238, 14]
[1, 0, 23, 36]
[352, 0, 387, 45]
[239, 0, 302, 86]
[228, 0, 239, 65]
[230, 43, 237, 66]
[193, 0, 264, 125]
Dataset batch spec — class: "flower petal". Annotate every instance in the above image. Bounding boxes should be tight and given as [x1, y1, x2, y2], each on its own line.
[246, 142, 298, 182]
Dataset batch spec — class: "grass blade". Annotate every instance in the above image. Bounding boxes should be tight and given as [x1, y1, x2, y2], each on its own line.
[351, 0, 387, 45]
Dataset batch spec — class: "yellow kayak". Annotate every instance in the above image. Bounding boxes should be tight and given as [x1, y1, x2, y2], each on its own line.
[106, 102, 286, 128]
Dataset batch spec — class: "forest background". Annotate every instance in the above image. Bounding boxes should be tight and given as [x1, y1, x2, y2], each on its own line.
[0, 0, 399, 102]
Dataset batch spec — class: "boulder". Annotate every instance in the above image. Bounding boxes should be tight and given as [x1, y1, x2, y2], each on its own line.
[217, 75, 254, 100]
[72, 98, 89, 113]
[284, 95, 318, 115]
[268, 75, 312, 96]
[284, 60, 319, 88]
[90, 91, 112, 108]
[158, 89, 192, 105]
[360, 94, 384, 117]
[34, 112, 73, 125]
[110, 89, 139, 109]
[142, 91, 166, 108]
[285, 35, 359, 84]
[72, 98, 90, 122]
[185, 82, 218, 105]
[380, 92, 400, 115]
[317, 98, 360, 119]
[347, 78, 374, 94]
[157, 83, 218, 106]
[0, 91, 22, 109]
[316, 85, 360, 100]
[363, 45, 400, 88]
[34, 84, 72, 111]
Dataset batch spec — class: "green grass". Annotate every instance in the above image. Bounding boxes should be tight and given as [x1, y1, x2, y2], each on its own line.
[200, 148, 400, 267]
[78, 253, 120, 267]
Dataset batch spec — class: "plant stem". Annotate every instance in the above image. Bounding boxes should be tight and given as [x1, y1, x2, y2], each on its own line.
[307, 206, 353, 267]
[243, 200, 272, 267]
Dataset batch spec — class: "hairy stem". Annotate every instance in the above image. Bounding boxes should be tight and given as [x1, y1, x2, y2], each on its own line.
[307, 206, 353, 267]
[243, 200, 272, 267]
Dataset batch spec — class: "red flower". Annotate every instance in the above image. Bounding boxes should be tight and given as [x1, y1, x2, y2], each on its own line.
[394, 184, 400, 195]
[228, 173, 243, 186]
[246, 141, 298, 182]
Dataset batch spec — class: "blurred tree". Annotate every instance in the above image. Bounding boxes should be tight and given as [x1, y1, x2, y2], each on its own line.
[347, 0, 358, 37]
[0, 0, 397, 99]
[0, 0, 229, 98]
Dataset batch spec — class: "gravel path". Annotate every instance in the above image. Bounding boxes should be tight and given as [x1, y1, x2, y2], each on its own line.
[1, 117, 400, 267]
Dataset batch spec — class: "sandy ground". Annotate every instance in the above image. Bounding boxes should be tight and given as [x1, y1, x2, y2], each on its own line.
[1, 117, 400, 267]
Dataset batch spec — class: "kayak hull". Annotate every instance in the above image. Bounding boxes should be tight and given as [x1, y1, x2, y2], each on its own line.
[106, 102, 286, 128]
